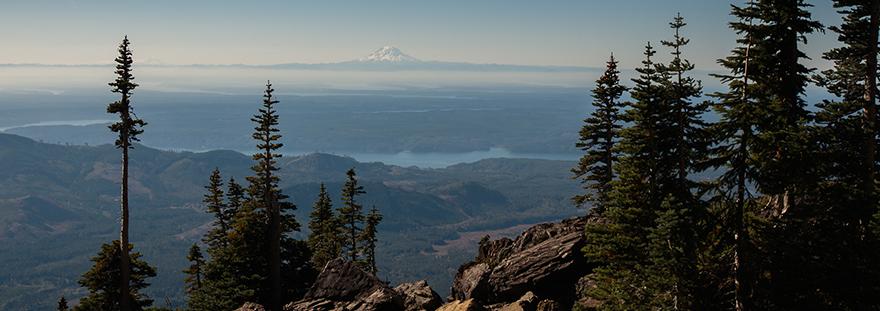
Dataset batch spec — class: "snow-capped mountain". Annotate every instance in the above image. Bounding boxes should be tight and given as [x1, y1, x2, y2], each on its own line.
[358, 46, 421, 63]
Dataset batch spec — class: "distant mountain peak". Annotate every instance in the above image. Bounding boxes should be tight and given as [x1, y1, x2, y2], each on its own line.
[359, 46, 420, 63]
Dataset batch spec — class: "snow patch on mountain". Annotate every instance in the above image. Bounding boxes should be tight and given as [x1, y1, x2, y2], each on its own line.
[359, 46, 421, 63]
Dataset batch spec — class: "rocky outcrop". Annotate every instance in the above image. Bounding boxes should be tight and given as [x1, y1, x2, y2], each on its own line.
[285, 258, 404, 311]
[447, 216, 593, 310]
[436, 299, 484, 311]
[395, 280, 443, 311]
[235, 302, 266, 311]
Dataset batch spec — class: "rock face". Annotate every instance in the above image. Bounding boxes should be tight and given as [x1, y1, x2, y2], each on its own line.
[286, 258, 445, 311]
[436, 299, 484, 311]
[235, 302, 267, 311]
[446, 216, 593, 310]
[395, 280, 443, 311]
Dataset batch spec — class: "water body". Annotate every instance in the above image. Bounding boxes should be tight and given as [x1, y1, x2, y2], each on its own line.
[171, 147, 578, 169]
[0, 119, 113, 132]
[324, 147, 578, 168]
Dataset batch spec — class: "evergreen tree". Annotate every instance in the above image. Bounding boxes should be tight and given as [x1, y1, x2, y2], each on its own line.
[815, 0, 880, 222]
[339, 168, 366, 262]
[750, 0, 823, 213]
[708, 3, 761, 310]
[308, 183, 341, 269]
[75, 241, 156, 311]
[183, 244, 204, 294]
[361, 205, 383, 275]
[245, 81, 298, 311]
[203, 169, 229, 249]
[808, 0, 880, 308]
[572, 53, 627, 214]
[582, 42, 667, 309]
[187, 177, 251, 311]
[226, 177, 245, 220]
[57, 296, 69, 311]
[106, 35, 147, 311]
[643, 13, 708, 309]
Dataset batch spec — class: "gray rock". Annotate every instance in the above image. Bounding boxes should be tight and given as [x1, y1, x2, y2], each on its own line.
[236, 302, 266, 311]
[437, 299, 485, 311]
[286, 258, 405, 311]
[450, 262, 491, 301]
[395, 280, 443, 311]
[449, 217, 594, 309]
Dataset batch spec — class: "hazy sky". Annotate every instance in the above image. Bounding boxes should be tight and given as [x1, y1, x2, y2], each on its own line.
[0, 1, 840, 69]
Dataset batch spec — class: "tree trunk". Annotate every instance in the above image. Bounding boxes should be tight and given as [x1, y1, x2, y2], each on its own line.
[735, 25, 753, 311]
[119, 125, 131, 311]
[269, 201, 281, 311]
[864, 0, 880, 207]
[267, 143, 282, 311]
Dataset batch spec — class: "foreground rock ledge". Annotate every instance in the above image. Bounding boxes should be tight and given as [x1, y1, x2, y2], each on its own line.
[446, 216, 593, 309]
[282, 258, 443, 311]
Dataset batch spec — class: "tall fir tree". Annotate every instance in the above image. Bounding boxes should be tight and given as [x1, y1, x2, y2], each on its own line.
[106, 36, 147, 311]
[749, 0, 823, 213]
[202, 169, 230, 249]
[810, 0, 880, 308]
[75, 241, 156, 311]
[187, 177, 251, 311]
[815, 0, 880, 223]
[308, 183, 341, 269]
[572, 53, 627, 214]
[644, 13, 708, 309]
[183, 244, 205, 295]
[709, 2, 761, 310]
[361, 205, 383, 275]
[246, 81, 298, 311]
[582, 42, 668, 309]
[339, 168, 366, 262]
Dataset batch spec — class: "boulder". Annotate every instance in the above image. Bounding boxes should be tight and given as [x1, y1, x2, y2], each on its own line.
[449, 217, 594, 309]
[304, 258, 389, 301]
[395, 280, 443, 311]
[450, 262, 491, 301]
[489, 291, 537, 311]
[535, 300, 561, 311]
[285, 258, 405, 311]
[437, 299, 485, 311]
[236, 302, 266, 311]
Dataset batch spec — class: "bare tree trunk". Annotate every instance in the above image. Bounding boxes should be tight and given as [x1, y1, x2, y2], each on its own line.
[120, 125, 131, 311]
[266, 141, 282, 311]
[735, 17, 753, 310]
[864, 0, 880, 207]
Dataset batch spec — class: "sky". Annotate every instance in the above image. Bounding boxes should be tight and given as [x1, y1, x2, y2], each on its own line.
[0, 0, 843, 70]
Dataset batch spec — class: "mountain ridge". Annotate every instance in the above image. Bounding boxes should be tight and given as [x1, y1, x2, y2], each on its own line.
[0, 133, 580, 310]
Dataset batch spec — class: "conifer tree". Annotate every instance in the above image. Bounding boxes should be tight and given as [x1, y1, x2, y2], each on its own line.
[815, 0, 880, 219]
[339, 168, 366, 262]
[582, 42, 667, 309]
[106, 36, 147, 311]
[644, 13, 707, 309]
[226, 177, 245, 219]
[709, 2, 761, 310]
[572, 53, 627, 214]
[57, 296, 69, 311]
[308, 183, 341, 269]
[187, 177, 251, 311]
[750, 0, 823, 213]
[203, 169, 229, 249]
[245, 81, 299, 311]
[809, 0, 880, 308]
[75, 241, 156, 311]
[183, 244, 205, 294]
[361, 205, 383, 275]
